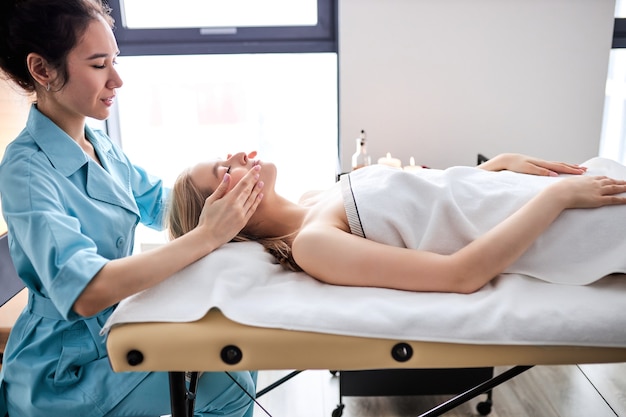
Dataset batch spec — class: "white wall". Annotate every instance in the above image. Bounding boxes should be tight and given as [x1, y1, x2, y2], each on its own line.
[338, 0, 616, 170]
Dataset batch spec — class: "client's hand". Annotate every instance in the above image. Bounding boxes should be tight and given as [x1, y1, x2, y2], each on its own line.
[196, 165, 264, 246]
[479, 153, 587, 176]
[550, 175, 626, 209]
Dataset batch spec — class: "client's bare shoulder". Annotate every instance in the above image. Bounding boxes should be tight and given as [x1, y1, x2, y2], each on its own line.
[298, 190, 325, 206]
[299, 183, 350, 233]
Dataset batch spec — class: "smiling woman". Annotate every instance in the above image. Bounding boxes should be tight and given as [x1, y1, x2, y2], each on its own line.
[0, 1, 261, 415]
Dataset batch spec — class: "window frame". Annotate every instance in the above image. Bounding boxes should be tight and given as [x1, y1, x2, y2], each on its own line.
[107, 0, 338, 55]
[614, 18, 626, 48]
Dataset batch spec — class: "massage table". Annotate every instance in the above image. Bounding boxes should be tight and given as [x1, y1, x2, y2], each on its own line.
[103, 242, 626, 417]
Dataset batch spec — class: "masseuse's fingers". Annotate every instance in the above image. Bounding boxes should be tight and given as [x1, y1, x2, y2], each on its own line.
[210, 164, 264, 211]
[225, 165, 265, 219]
[197, 166, 264, 244]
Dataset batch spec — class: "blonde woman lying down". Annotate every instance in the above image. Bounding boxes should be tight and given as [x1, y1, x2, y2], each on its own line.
[167, 152, 626, 293]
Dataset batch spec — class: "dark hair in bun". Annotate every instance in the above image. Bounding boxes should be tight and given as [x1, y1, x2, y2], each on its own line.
[0, 0, 114, 92]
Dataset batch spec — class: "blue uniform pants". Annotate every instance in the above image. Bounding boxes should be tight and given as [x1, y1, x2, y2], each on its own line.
[105, 371, 257, 417]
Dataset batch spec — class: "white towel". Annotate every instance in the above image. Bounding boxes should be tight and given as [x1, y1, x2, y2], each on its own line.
[342, 157, 626, 284]
[103, 241, 626, 348]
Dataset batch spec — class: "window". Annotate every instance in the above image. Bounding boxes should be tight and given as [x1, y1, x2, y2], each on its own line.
[103, 1, 339, 250]
[599, 49, 626, 161]
[109, 53, 338, 201]
[120, 0, 317, 28]
[600, 1, 626, 162]
[107, 0, 337, 55]
[616, 0, 626, 18]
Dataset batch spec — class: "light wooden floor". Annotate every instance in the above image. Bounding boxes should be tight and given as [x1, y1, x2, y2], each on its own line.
[252, 363, 626, 417]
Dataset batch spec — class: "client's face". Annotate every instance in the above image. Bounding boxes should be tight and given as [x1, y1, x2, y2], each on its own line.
[189, 152, 274, 194]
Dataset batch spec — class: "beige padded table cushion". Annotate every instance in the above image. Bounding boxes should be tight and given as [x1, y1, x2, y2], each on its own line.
[106, 309, 626, 373]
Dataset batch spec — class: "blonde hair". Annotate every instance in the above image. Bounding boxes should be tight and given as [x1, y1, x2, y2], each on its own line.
[167, 169, 302, 272]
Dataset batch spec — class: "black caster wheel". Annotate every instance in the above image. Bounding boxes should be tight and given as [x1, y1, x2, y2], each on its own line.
[476, 400, 492, 415]
[332, 404, 344, 417]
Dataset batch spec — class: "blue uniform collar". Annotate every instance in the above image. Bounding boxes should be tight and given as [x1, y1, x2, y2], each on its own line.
[26, 105, 139, 216]
[26, 105, 90, 177]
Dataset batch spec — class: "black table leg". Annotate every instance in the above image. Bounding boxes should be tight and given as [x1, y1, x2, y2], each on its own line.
[417, 365, 534, 417]
[169, 371, 189, 417]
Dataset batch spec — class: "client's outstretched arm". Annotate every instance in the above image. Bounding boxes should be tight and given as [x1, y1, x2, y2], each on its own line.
[292, 175, 626, 294]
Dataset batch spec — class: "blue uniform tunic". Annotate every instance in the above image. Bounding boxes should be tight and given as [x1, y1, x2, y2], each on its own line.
[0, 105, 167, 416]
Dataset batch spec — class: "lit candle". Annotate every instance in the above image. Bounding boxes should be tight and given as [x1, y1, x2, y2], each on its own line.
[403, 156, 422, 172]
[377, 152, 402, 168]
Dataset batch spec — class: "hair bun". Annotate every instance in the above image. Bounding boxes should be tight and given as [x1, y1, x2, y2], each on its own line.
[0, 0, 18, 33]
[0, 0, 18, 17]
[0, 1, 15, 58]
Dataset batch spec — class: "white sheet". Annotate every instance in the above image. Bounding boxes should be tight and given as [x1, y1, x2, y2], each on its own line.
[103, 241, 626, 348]
[343, 157, 626, 285]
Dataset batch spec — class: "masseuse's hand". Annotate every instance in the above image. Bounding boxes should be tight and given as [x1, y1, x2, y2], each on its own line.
[479, 153, 587, 176]
[197, 165, 264, 245]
